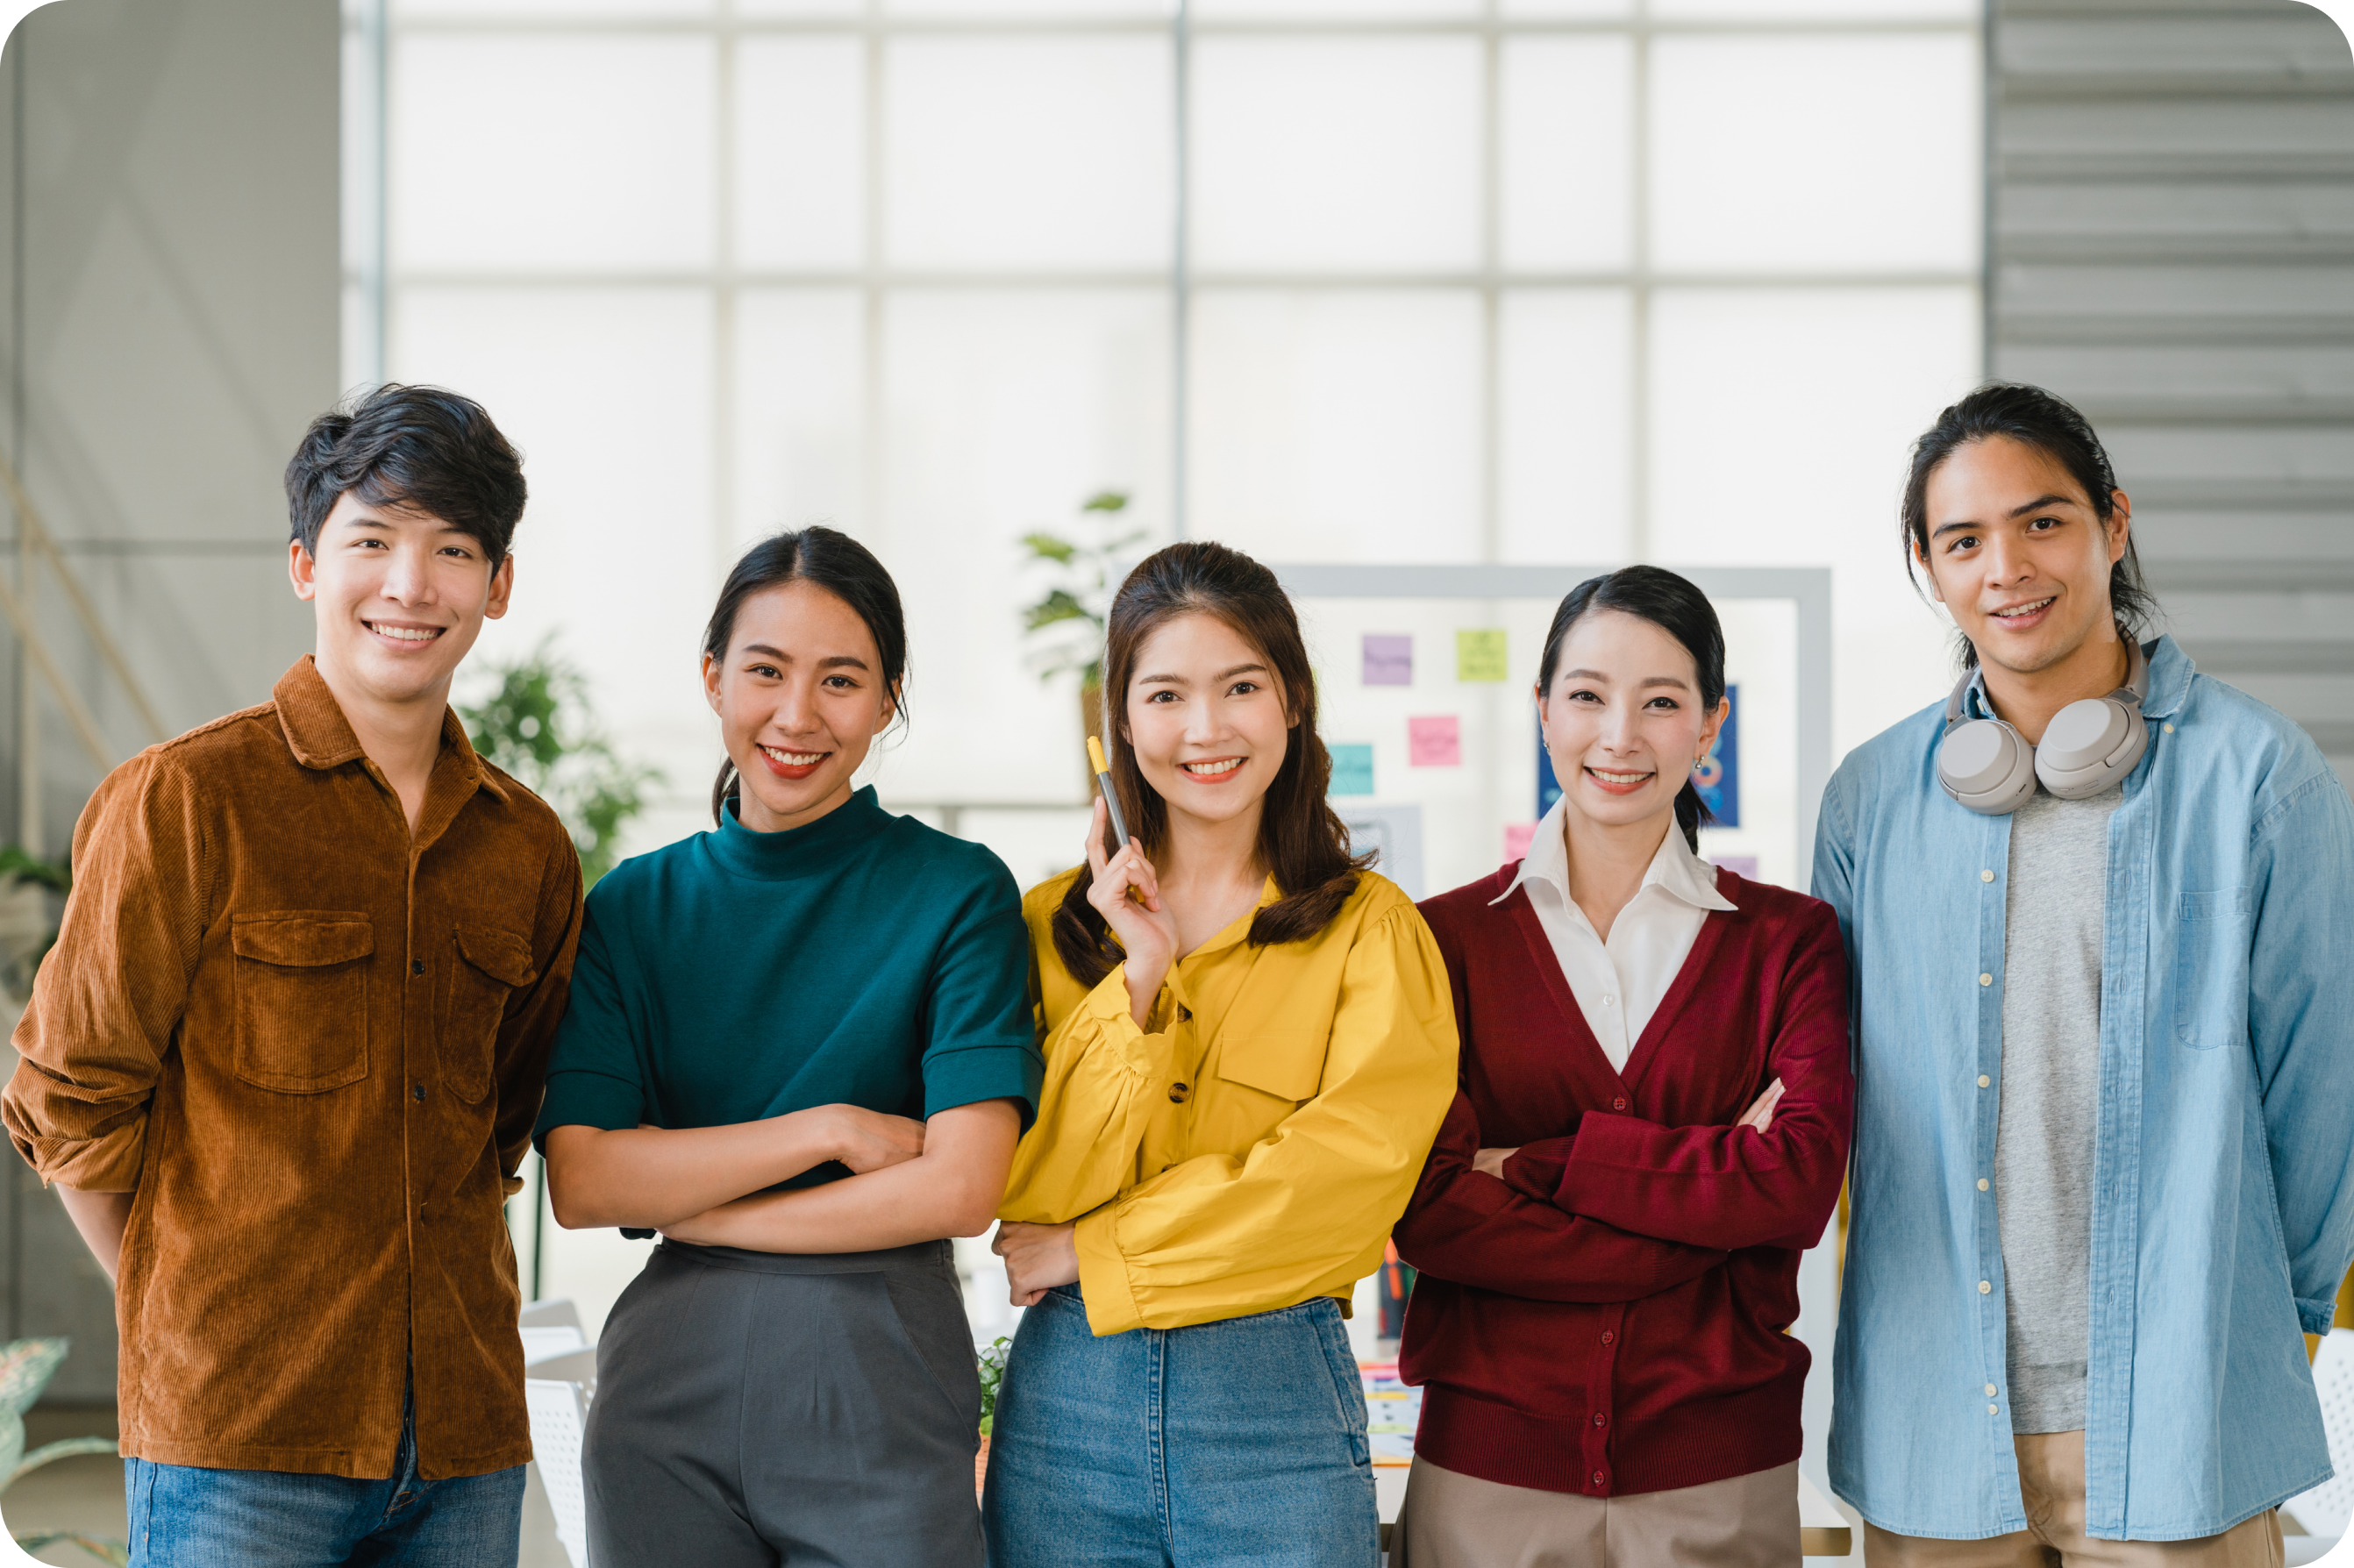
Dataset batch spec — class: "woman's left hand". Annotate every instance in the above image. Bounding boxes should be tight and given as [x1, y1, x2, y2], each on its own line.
[994, 1221, 1080, 1307]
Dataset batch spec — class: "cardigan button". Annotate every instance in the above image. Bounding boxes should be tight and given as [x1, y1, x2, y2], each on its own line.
[1612, 1096, 1627, 1111]
[1600, 1329, 1615, 1345]
[1592, 1471, 1606, 1486]
[1168, 1083, 1190, 1104]
[1592, 1412, 1606, 1427]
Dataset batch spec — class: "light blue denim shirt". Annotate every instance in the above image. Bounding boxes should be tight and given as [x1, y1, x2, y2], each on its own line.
[1814, 636, 2354, 1542]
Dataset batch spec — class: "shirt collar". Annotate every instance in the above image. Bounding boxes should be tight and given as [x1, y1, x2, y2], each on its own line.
[1959, 635, 2186, 725]
[271, 654, 507, 803]
[1491, 795, 1737, 914]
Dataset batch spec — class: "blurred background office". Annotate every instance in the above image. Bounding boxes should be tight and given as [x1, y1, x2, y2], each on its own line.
[0, 0, 2348, 1557]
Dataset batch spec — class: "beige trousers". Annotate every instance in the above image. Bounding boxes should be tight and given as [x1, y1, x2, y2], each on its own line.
[1390, 1458, 1801, 1568]
[1862, 1432, 2284, 1568]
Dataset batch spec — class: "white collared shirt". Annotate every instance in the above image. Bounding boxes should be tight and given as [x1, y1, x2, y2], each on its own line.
[1491, 798, 1738, 1072]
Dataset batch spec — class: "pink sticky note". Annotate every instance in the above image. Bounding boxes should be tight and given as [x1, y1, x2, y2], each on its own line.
[1407, 715, 1460, 767]
[1503, 822, 1538, 863]
[1362, 634, 1412, 687]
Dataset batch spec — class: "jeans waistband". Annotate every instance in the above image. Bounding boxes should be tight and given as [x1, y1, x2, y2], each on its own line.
[655, 1237, 953, 1275]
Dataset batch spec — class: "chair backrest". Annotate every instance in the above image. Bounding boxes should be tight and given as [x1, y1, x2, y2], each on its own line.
[520, 1300, 582, 1331]
[525, 1348, 599, 1568]
[2287, 1329, 2354, 1538]
[522, 1325, 588, 1365]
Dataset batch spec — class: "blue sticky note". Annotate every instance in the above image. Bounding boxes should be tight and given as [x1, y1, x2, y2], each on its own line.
[1330, 744, 1374, 796]
[1693, 684, 1740, 827]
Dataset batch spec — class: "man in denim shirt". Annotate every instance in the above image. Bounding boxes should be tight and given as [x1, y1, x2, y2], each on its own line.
[1815, 384, 2354, 1566]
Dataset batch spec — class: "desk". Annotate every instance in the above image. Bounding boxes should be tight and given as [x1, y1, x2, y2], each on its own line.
[1371, 1465, 1854, 1558]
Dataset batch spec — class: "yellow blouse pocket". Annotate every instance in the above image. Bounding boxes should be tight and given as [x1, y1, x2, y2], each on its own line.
[441, 926, 539, 1103]
[229, 913, 374, 1094]
[1216, 1031, 1331, 1106]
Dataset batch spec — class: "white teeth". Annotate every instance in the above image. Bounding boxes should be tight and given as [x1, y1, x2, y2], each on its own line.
[1589, 768, 1651, 784]
[1181, 758, 1244, 777]
[371, 624, 439, 643]
[760, 745, 824, 766]
[1994, 598, 2053, 619]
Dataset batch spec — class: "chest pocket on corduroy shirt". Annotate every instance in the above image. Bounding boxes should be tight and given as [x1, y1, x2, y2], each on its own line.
[439, 926, 538, 1103]
[230, 913, 373, 1094]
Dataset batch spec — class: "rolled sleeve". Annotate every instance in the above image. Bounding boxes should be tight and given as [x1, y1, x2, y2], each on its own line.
[3, 757, 205, 1191]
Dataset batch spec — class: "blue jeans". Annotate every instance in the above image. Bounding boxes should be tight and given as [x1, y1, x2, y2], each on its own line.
[983, 1284, 1378, 1568]
[123, 1398, 524, 1568]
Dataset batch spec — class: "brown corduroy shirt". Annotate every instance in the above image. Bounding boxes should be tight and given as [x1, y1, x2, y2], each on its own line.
[2, 655, 583, 1479]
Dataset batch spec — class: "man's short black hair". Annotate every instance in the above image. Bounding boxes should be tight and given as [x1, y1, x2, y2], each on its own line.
[285, 384, 527, 569]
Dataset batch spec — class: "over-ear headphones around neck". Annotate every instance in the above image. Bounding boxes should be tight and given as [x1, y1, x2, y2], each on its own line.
[1937, 638, 2152, 815]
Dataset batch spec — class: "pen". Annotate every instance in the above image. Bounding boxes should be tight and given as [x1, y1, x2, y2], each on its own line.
[1087, 735, 1133, 852]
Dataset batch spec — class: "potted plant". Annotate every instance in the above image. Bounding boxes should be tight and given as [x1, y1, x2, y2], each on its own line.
[459, 637, 661, 887]
[1018, 491, 1144, 785]
[975, 1335, 1011, 1500]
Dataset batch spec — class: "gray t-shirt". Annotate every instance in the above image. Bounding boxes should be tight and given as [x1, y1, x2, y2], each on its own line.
[1996, 781, 2120, 1434]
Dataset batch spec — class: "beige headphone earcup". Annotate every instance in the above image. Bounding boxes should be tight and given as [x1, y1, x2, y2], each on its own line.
[2037, 696, 2149, 799]
[1939, 719, 2037, 814]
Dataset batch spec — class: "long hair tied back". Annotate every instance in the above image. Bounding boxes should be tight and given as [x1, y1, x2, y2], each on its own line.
[703, 526, 909, 825]
[1052, 542, 1372, 987]
[1537, 565, 1726, 854]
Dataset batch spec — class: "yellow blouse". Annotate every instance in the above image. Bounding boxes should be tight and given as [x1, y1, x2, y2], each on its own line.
[1000, 866, 1459, 1337]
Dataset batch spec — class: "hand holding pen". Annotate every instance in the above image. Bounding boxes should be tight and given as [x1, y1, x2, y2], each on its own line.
[1081, 738, 1176, 1025]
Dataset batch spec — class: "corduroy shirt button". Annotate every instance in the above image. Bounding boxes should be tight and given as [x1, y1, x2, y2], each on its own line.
[411, 958, 424, 976]
[412, 1083, 426, 1102]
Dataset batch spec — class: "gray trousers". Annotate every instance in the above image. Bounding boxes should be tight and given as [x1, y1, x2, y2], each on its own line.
[583, 1237, 986, 1568]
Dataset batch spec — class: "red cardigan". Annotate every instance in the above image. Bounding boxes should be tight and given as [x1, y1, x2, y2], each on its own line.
[1394, 862, 1852, 1500]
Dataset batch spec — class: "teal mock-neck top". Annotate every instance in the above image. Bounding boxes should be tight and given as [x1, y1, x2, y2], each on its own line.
[532, 787, 1041, 1185]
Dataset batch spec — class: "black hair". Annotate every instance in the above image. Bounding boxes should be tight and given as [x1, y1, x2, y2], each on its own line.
[1537, 565, 1725, 854]
[702, 525, 909, 825]
[284, 384, 527, 568]
[1900, 382, 2158, 669]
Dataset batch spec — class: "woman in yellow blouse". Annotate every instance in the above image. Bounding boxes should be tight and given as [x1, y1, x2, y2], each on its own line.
[983, 540, 1459, 1568]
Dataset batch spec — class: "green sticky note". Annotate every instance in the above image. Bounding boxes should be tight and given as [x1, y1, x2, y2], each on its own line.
[1330, 744, 1374, 796]
[1456, 629, 1509, 682]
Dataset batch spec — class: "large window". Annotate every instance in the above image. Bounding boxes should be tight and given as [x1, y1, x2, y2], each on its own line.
[345, 0, 1981, 1334]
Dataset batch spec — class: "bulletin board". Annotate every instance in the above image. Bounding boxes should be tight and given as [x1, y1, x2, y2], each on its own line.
[1274, 565, 1832, 901]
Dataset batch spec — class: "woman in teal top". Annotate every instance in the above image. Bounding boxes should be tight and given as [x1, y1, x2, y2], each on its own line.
[536, 526, 1040, 1568]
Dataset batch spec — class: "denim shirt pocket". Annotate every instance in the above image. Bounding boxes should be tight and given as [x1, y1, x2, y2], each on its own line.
[2172, 887, 2252, 1051]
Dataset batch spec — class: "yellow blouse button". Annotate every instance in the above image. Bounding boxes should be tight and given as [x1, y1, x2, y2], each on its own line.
[1168, 1082, 1190, 1104]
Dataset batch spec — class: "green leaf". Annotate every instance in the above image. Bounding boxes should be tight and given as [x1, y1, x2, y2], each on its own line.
[1020, 531, 1078, 564]
[1081, 490, 1129, 514]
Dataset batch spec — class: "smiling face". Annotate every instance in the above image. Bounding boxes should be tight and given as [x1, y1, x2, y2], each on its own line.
[1537, 608, 1726, 836]
[703, 577, 897, 833]
[289, 488, 512, 712]
[1917, 434, 2130, 681]
[1123, 610, 1293, 837]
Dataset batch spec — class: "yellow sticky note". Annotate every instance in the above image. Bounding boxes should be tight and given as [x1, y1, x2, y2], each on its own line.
[1455, 629, 1509, 683]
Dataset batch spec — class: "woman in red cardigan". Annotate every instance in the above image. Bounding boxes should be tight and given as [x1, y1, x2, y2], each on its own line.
[1391, 566, 1853, 1568]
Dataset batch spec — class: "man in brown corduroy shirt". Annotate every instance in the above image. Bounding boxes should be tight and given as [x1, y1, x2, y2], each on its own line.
[3, 384, 582, 1565]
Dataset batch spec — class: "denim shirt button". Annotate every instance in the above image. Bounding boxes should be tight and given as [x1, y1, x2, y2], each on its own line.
[1979, 1280, 1992, 1294]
